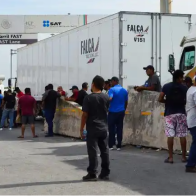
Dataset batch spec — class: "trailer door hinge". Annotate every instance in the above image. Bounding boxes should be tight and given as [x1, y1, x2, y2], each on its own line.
[121, 59, 127, 63]
[185, 21, 192, 25]
[121, 18, 127, 21]
[121, 43, 127, 46]
[121, 75, 127, 79]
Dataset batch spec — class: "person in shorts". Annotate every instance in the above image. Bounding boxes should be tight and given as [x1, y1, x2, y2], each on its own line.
[158, 70, 188, 163]
[17, 88, 37, 138]
[80, 75, 110, 181]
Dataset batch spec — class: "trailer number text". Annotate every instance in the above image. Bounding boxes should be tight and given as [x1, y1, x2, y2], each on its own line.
[134, 37, 145, 42]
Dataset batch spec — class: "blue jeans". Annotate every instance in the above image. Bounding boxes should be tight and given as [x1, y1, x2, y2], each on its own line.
[186, 126, 196, 168]
[0, 109, 14, 128]
[108, 111, 125, 148]
[45, 109, 55, 136]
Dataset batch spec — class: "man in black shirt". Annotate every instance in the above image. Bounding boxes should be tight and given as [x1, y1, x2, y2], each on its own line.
[80, 75, 110, 181]
[158, 70, 188, 163]
[43, 84, 61, 137]
[77, 82, 88, 106]
[0, 89, 15, 130]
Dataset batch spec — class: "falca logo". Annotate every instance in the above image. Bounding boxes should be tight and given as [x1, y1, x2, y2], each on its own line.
[127, 25, 149, 43]
[81, 37, 99, 64]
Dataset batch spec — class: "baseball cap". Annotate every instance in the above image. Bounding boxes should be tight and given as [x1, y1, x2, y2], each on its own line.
[69, 85, 78, 90]
[111, 76, 119, 82]
[143, 65, 154, 71]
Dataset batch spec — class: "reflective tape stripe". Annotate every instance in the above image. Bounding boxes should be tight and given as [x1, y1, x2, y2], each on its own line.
[141, 112, 151, 116]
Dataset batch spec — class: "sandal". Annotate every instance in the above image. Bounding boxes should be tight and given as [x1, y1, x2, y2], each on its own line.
[182, 158, 187, 163]
[33, 135, 38, 138]
[164, 157, 173, 164]
[18, 136, 24, 139]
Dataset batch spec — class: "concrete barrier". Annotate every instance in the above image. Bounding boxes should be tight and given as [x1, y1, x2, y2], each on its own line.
[124, 87, 191, 150]
[51, 89, 191, 151]
[53, 98, 83, 138]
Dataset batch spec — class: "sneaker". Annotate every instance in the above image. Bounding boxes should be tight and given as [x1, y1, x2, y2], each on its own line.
[82, 174, 97, 181]
[117, 148, 121, 151]
[9, 128, 12, 131]
[98, 174, 109, 180]
[0, 128, 3, 131]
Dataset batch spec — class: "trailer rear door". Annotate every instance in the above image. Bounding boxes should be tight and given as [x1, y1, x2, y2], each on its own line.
[121, 12, 154, 89]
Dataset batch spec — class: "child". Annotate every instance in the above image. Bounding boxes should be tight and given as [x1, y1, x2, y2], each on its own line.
[80, 75, 110, 181]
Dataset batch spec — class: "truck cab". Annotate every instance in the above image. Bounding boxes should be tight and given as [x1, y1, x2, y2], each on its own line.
[169, 26, 196, 78]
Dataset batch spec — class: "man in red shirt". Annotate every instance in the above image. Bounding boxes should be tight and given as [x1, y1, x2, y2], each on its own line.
[17, 88, 37, 138]
[15, 87, 24, 99]
[65, 86, 79, 102]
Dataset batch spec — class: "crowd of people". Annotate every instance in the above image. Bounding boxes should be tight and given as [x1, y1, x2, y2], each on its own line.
[158, 70, 196, 173]
[132, 65, 196, 173]
[1, 65, 196, 181]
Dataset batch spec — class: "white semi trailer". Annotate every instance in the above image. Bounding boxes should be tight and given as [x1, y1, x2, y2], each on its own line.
[17, 11, 192, 97]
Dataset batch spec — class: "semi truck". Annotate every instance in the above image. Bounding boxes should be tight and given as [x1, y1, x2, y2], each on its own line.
[171, 25, 196, 80]
[16, 11, 192, 97]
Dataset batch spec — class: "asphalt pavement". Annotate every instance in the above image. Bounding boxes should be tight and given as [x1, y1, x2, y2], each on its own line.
[0, 122, 195, 195]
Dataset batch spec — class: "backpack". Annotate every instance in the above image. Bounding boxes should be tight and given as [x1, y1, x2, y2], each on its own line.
[166, 83, 186, 107]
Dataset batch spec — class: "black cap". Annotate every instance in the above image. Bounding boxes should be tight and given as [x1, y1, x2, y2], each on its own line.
[111, 77, 119, 82]
[69, 85, 78, 90]
[143, 65, 154, 71]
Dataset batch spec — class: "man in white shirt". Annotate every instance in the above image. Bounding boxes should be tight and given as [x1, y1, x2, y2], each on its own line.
[186, 77, 196, 173]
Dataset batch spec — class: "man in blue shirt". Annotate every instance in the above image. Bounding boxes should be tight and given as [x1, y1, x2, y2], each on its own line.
[108, 77, 128, 150]
[0, 90, 3, 120]
[0, 90, 3, 106]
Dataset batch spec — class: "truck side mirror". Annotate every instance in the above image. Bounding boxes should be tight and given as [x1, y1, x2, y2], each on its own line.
[169, 54, 175, 71]
[8, 79, 11, 88]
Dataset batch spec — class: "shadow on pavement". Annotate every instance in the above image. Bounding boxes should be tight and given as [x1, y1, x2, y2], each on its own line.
[30, 144, 196, 195]
[0, 180, 82, 189]
[1, 123, 196, 194]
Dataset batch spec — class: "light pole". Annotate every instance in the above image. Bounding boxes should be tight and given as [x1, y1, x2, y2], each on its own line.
[10, 49, 17, 80]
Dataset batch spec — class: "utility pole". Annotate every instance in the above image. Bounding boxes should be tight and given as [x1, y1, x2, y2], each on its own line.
[160, 0, 172, 13]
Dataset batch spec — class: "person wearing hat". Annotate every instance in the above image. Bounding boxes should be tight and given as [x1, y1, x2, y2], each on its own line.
[135, 65, 161, 92]
[65, 86, 79, 102]
[108, 76, 128, 151]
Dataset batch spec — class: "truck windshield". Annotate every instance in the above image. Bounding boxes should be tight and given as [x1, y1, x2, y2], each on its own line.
[180, 46, 195, 71]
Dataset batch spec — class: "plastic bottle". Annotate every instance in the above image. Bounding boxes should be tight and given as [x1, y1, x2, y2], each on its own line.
[82, 130, 87, 141]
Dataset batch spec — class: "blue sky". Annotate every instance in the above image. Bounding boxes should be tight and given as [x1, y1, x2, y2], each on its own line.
[0, 0, 196, 85]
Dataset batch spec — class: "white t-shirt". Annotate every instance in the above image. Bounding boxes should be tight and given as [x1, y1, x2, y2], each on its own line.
[186, 86, 196, 128]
